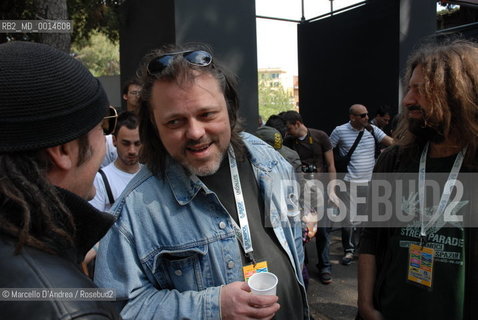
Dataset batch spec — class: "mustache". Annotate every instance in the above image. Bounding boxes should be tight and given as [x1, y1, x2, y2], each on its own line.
[186, 139, 210, 146]
[407, 105, 423, 112]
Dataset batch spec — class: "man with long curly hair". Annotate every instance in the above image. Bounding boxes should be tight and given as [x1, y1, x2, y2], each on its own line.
[0, 41, 119, 319]
[358, 39, 478, 320]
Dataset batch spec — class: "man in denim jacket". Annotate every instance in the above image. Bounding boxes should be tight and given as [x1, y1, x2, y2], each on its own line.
[95, 44, 308, 320]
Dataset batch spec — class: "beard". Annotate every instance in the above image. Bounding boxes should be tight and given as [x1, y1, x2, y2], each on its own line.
[120, 155, 139, 167]
[181, 143, 228, 177]
[184, 153, 224, 177]
[407, 106, 445, 144]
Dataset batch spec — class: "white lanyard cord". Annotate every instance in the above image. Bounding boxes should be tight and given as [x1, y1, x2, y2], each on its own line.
[227, 146, 255, 263]
[418, 142, 467, 239]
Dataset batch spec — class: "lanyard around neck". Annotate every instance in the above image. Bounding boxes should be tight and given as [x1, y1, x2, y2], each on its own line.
[418, 142, 467, 238]
[227, 145, 255, 263]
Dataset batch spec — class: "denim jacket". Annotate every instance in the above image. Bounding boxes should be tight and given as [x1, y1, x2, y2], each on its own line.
[94, 132, 308, 320]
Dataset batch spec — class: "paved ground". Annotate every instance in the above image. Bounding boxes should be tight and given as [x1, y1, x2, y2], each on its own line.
[305, 229, 358, 320]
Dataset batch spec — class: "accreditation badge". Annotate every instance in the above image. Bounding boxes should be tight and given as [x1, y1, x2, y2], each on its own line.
[407, 244, 434, 288]
[242, 261, 268, 281]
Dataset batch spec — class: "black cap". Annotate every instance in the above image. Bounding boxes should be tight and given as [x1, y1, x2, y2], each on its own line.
[0, 41, 109, 152]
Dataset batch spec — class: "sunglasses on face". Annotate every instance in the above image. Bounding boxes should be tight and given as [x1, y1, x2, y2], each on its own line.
[102, 106, 118, 135]
[147, 50, 213, 75]
[353, 113, 368, 118]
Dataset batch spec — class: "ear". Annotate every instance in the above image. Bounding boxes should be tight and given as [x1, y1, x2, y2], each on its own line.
[112, 134, 118, 147]
[45, 141, 76, 171]
[123, 93, 128, 101]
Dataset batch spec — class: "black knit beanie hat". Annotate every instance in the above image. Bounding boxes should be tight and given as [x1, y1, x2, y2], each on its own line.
[0, 41, 109, 152]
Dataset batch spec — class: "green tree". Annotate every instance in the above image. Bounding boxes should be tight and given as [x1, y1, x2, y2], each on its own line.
[68, 0, 121, 44]
[72, 31, 119, 76]
[258, 79, 295, 122]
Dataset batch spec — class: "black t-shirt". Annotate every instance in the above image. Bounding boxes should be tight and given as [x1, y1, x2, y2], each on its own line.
[380, 154, 466, 320]
[284, 128, 332, 172]
[201, 154, 304, 320]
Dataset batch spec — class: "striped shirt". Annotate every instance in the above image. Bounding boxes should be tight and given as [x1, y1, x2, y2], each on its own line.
[330, 122, 386, 182]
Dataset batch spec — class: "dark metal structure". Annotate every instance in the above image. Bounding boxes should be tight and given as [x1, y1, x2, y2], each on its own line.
[119, 0, 259, 131]
[297, 0, 436, 135]
[118, 0, 478, 134]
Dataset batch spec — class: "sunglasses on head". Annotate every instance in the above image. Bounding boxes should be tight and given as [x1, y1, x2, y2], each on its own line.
[102, 106, 118, 135]
[354, 113, 368, 118]
[147, 50, 213, 75]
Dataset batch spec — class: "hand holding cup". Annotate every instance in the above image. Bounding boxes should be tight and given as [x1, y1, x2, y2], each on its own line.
[247, 272, 278, 296]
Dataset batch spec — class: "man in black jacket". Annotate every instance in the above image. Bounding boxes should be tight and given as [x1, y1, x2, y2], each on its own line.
[358, 39, 478, 320]
[0, 41, 119, 320]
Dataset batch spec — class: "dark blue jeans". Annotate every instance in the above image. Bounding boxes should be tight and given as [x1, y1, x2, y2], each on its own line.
[315, 227, 331, 274]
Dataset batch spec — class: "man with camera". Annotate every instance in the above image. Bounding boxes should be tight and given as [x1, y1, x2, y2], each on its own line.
[283, 110, 338, 284]
[330, 104, 393, 265]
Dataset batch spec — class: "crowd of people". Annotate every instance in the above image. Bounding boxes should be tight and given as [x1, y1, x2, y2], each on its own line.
[0, 36, 477, 320]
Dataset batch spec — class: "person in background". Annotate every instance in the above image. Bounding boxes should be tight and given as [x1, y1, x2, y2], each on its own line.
[330, 104, 393, 266]
[100, 79, 142, 169]
[370, 106, 393, 152]
[255, 125, 318, 291]
[282, 110, 338, 285]
[370, 106, 392, 132]
[94, 44, 309, 319]
[255, 125, 302, 172]
[122, 78, 142, 114]
[86, 111, 142, 277]
[0, 41, 119, 320]
[90, 111, 142, 212]
[266, 114, 288, 138]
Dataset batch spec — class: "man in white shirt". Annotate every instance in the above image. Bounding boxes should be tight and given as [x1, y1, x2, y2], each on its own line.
[330, 104, 393, 265]
[90, 111, 142, 211]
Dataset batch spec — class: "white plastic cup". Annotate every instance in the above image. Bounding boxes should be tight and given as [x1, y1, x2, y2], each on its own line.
[248, 272, 278, 296]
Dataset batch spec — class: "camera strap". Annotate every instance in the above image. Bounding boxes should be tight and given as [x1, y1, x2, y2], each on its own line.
[344, 130, 364, 159]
